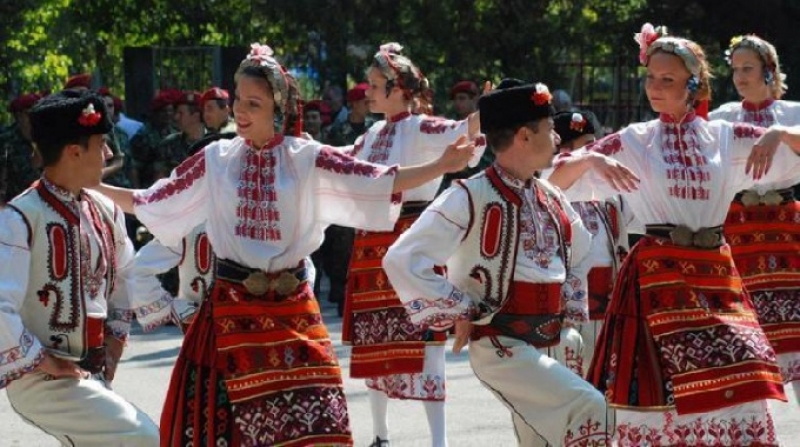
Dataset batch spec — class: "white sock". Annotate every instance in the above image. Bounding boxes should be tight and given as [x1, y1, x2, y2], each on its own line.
[424, 400, 447, 447]
[368, 388, 390, 440]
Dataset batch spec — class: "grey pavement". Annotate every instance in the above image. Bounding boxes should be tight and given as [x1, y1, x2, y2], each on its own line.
[2, 287, 799, 446]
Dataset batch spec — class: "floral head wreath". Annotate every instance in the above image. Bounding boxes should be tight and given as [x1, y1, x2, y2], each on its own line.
[241, 43, 291, 113]
[372, 42, 425, 97]
[635, 23, 701, 76]
[725, 35, 776, 69]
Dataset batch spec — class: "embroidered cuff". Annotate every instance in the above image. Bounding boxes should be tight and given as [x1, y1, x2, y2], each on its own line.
[134, 291, 175, 332]
[0, 330, 45, 389]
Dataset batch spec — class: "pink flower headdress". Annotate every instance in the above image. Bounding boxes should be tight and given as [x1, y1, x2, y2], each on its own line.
[634, 23, 700, 76]
[242, 43, 290, 109]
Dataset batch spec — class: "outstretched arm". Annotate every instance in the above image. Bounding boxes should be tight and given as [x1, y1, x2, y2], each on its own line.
[547, 150, 639, 193]
[92, 184, 140, 214]
[391, 136, 475, 193]
[746, 125, 800, 180]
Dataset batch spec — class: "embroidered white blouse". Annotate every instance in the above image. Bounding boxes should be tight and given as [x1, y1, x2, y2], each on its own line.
[557, 113, 800, 229]
[349, 112, 484, 202]
[133, 135, 400, 271]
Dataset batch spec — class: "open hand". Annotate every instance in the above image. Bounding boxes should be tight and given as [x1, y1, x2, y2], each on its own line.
[439, 135, 476, 174]
[746, 127, 782, 180]
[590, 153, 640, 192]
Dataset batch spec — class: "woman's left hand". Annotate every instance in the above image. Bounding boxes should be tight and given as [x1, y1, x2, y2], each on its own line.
[747, 127, 783, 180]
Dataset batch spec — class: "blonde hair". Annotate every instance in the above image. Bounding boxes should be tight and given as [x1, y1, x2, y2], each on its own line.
[728, 35, 788, 99]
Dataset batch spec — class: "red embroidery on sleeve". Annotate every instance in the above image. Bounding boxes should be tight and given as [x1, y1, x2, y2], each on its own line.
[733, 122, 767, 140]
[586, 133, 623, 156]
[419, 116, 457, 135]
[315, 146, 386, 177]
[133, 149, 206, 205]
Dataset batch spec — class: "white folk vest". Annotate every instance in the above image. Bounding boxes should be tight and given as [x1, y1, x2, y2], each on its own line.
[177, 225, 215, 304]
[8, 182, 118, 362]
[447, 167, 572, 328]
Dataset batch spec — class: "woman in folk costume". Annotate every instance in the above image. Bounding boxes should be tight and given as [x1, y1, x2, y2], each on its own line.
[94, 42, 476, 447]
[709, 34, 800, 401]
[547, 111, 636, 377]
[548, 23, 800, 446]
[341, 42, 483, 447]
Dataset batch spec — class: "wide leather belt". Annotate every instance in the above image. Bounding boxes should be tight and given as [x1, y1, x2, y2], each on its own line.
[733, 188, 795, 207]
[216, 258, 308, 296]
[645, 224, 724, 249]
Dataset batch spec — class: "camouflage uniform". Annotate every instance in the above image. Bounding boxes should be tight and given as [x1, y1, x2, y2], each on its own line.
[129, 123, 173, 187]
[103, 126, 133, 188]
[154, 131, 204, 179]
[323, 116, 375, 146]
[0, 125, 40, 202]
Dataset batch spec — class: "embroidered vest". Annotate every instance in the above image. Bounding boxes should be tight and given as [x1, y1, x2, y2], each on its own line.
[448, 167, 572, 345]
[177, 225, 216, 304]
[8, 183, 117, 362]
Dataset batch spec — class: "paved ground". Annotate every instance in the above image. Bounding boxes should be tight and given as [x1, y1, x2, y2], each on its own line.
[2, 291, 799, 446]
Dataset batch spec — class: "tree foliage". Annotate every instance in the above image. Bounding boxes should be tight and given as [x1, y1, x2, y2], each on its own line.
[1, 0, 797, 125]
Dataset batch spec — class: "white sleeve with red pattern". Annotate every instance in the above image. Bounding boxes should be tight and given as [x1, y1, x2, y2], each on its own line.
[726, 122, 800, 191]
[313, 145, 401, 231]
[383, 187, 476, 331]
[132, 148, 209, 247]
[0, 208, 44, 388]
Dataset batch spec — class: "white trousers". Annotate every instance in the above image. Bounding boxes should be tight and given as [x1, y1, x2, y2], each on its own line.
[469, 336, 611, 447]
[6, 371, 159, 447]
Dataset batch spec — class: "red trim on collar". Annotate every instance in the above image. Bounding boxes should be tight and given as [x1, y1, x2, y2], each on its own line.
[387, 111, 411, 123]
[35, 181, 80, 226]
[246, 134, 285, 150]
[742, 98, 775, 112]
[486, 166, 522, 206]
[658, 112, 697, 124]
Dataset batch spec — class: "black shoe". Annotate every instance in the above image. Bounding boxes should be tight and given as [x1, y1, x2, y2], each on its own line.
[368, 436, 389, 447]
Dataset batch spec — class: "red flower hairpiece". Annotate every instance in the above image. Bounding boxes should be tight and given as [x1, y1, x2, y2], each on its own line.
[531, 83, 552, 106]
[569, 113, 586, 132]
[78, 103, 101, 127]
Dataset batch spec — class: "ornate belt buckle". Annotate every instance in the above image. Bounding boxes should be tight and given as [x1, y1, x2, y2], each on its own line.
[270, 271, 300, 295]
[242, 271, 270, 295]
[740, 190, 761, 207]
[761, 190, 784, 206]
[668, 225, 694, 247]
[693, 228, 720, 248]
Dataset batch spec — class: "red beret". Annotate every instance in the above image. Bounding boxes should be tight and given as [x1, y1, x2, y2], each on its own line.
[64, 73, 93, 89]
[8, 93, 42, 113]
[97, 86, 112, 97]
[346, 83, 369, 102]
[150, 89, 181, 111]
[201, 87, 229, 104]
[176, 91, 202, 107]
[112, 96, 123, 112]
[449, 80, 479, 99]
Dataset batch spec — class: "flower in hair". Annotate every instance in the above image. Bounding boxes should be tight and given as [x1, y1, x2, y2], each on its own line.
[248, 43, 274, 60]
[634, 23, 662, 65]
[379, 42, 404, 54]
[78, 103, 101, 127]
[569, 113, 586, 132]
[531, 83, 552, 106]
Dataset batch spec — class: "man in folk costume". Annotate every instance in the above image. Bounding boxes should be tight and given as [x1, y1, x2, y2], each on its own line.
[0, 89, 171, 446]
[710, 34, 800, 402]
[547, 110, 636, 376]
[383, 79, 611, 447]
